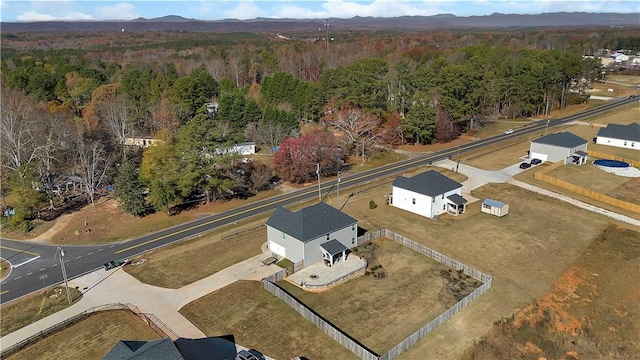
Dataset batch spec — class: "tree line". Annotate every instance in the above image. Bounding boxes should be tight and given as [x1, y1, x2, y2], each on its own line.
[0, 30, 626, 229]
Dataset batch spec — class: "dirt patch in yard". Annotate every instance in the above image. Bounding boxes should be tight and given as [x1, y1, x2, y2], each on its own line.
[5, 310, 161, 360]
[180, 280, 359, 360]
[460, 224, 640, 360]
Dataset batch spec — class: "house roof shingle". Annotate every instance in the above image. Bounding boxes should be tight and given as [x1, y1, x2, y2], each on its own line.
[531, 132, 587, 148]
[266, 202, 358, 243]
[596, 123, 640, 142]
[103, 339, 183, 360]
[392, 170, 462, 197]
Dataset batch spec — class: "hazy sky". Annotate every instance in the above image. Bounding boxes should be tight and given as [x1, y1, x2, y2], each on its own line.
[1, 0, 638, 22]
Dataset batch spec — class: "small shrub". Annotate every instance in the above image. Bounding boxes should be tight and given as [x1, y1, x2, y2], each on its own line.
[369, 200, 377, 209]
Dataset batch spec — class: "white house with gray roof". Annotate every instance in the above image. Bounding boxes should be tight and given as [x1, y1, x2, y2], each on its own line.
[596, 123, 640, 151]
[391, 170, 466, 219]
[266, 202, 358, 267]
[530, 132, 588, 164]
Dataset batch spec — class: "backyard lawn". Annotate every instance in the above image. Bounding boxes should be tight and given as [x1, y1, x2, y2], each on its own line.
[278, 238, 479, 355]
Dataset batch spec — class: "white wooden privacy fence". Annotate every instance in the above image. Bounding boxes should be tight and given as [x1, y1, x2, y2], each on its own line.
[262, 229, 493, 360]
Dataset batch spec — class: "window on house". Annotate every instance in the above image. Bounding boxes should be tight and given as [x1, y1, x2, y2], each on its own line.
[282, 232, 285, 239]
[624, 141, 628, 146]
[352, 224, 355, 231]
[352, 237, 355, 244]
[442, 194, 445, 199]
[443, 204, 446, 210]
[326, 234, 330, 240]
[412, 198, 416, 205]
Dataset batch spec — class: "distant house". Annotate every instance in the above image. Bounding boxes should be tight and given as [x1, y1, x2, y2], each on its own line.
[391, 170, 466, 219]
[124, 137, 163, 148]
[530, 132, 588, 164]
[266, 202, 358, 267]
[214, 142, 256, 156]
[595, 123, 640, 151]
[481, 199, 509, 217]
[104, 336, 247, 360]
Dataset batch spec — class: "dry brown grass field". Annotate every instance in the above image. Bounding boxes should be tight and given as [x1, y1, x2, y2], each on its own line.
[337, 181, 634, 360]
[0, 286, 83, 337]
[460, 224, 640, 360]
[5, 310, 161, 360]
[124, 220, 268, 288]
[180, 280, 359, 360]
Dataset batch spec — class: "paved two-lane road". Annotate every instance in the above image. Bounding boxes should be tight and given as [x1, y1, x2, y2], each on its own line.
[1, 96, 637, 304]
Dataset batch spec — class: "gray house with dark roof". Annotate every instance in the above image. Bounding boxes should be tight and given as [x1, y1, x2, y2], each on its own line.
[391, 170, 466, 219]
[530, 132, 588, 164]
[266, 202, 358, 267]
[596, 123, 640, 151]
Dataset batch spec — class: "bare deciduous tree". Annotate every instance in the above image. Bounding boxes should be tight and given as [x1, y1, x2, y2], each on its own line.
[99, 95, 133, 162]
[74, 126, 109, 206]
[0, 89, 41, 174]
[323, 102, 381, 164]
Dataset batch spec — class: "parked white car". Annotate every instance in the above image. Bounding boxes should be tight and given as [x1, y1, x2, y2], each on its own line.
[504, 129, 514, 135]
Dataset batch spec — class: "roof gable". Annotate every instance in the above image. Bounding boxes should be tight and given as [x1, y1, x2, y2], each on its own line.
[597, 123, 640, 142]
[532, 132, 587, 148]
[266, 202, 358, 242]
[392, 170, 462, 197]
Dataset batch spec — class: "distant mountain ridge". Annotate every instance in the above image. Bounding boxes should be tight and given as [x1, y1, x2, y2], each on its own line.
[2, 12, 638, 33]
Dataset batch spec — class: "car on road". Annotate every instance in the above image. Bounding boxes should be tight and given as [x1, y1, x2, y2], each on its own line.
[530, 158, 542, 165]
[630, 95, 638, 99]
[504, 129, 514, 135]
[104, 260, 126, 271]
[519, 162, 531, 169]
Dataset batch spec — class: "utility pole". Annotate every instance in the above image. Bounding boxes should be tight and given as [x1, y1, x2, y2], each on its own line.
[324, 18, 329, 53]
[58, 246, 72, 305]
[336, 172, 341, 208]
[316, 164, 321, 201]
[545, 119, 550, 135]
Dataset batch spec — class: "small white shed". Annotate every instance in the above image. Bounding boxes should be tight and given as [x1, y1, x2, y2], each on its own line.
[481, 199, 509, 217]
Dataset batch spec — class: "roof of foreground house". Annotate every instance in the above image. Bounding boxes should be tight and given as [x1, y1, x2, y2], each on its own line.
[103, 339, 183, 360]
[392, 170, 462, 197]
[531, 132, 587, 148]
[266, 202, 358, 242]
[104, 336, 243, 360]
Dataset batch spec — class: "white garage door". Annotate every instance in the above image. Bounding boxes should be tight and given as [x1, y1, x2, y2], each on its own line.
[530, 152, 548, 162]
[268, 241, 286, 258]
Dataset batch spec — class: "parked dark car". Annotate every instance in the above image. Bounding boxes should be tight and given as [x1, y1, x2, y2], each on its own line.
[530, 158, 542, 165]
[519, 162, 531, 169]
